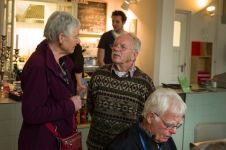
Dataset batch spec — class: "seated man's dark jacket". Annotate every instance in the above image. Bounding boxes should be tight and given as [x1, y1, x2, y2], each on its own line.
[105, 122, 177, 150]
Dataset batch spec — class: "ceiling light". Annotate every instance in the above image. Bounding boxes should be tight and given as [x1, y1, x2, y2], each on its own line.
[121, 0, 130, 10]
[206, 5, 215, 12]
[121, 0, 140, 11]
[197, 0, 208, 7]
[206, 5, 216, 16]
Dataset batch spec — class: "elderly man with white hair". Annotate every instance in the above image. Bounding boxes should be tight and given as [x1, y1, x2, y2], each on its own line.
[106, 88, 187, 150]
[87, 33, 155, 150]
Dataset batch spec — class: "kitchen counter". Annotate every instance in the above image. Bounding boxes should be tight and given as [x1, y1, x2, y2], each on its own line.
[0, 96, 18, 104]
[172, 88, 226, 150]
[0, 96, 90, 150]
[0, 97, 22, 150]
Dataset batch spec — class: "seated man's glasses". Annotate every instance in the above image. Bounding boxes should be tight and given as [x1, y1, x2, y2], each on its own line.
[153, 112, 183, 130]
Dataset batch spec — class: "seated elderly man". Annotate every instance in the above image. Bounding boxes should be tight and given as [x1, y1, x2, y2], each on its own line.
[106, 88, 187, 150]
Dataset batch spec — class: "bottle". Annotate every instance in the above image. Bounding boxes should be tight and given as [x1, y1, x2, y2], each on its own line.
[76, 111, 80, 125]
[211, 79, 217, 88]
[80, 106, 87, 124]
[87, 112, 92, 123]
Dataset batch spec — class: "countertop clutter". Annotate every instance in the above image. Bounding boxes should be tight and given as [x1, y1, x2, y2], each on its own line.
[0, 81, 22, 102]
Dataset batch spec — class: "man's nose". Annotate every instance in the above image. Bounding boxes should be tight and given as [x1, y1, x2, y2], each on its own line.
[112, 45, 120, 51]
[169, 127, 177, 134]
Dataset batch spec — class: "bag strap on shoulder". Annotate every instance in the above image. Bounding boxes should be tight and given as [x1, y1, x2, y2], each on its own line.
[46, 123, 61, 138]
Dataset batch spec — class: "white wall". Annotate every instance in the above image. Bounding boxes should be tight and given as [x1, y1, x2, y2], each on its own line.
[132, 0, 157, 79]
[189, 1, 218, 79]
[154, 0, 226, 86]
[106, 0, 157, 79]
[215, 0, 226, 74]
[0, 0, 4, 35]
[154, 0, 175, 86]
[190, 13, 217, 42]
[190, 0, 226, 76]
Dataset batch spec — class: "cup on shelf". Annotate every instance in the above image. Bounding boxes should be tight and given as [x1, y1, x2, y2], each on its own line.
[211, 80, 217, 88]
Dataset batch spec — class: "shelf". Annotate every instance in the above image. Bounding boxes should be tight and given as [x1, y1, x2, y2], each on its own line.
[198, 56, 212, 58]
[79, 33, 101, 38]
[190, 42, 213, 84]
[84, 65, 99, 72]
[17, 0, 75, 4]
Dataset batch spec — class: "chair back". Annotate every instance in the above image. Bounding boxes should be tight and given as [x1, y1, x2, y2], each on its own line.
[194, 122, 226, 142]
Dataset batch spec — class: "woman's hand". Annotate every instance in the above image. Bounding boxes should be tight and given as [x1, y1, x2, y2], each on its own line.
[76, 84, 87, 96]
[70, 95, 82, 111]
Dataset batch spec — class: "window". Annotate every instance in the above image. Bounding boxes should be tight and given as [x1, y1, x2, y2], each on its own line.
[173, 21, 181, 47]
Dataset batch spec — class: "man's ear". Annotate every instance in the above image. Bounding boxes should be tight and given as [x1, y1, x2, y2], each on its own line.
[131, 51, 138, 61]
[146, 112, 155, 124]
[134, 52, 138, 58]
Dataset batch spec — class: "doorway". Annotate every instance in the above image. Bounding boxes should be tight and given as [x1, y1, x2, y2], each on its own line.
[172, 10, 191, 83]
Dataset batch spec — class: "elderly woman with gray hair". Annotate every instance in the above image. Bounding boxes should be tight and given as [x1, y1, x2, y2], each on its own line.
[18, 11, 82, 150]
[106, 88, 187, 150]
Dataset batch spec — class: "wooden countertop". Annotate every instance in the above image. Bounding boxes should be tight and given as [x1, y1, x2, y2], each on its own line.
[0, 95, 18, 104]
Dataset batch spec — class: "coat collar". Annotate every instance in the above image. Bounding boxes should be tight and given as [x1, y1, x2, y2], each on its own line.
[36, 39, 61, 77]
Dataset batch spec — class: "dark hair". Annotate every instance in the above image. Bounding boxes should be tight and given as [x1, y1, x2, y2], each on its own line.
[111, 10, 127, 23]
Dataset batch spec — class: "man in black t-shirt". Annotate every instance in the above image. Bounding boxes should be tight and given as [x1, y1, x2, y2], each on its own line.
[97, 10, 127, 66]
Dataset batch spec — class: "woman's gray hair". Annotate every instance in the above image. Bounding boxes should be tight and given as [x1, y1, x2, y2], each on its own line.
[142, 88, 187, 118]
[44, 11, 80, 42]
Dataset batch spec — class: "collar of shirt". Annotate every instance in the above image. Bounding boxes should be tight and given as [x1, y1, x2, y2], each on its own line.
[111, 30, 126, 39]
[111, 63, 136, 78]
[139, 122, 154, 138]
[138, 122, 163, 150]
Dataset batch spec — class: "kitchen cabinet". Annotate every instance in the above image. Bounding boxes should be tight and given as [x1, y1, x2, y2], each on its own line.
[5, 0, 101, 73]
[14, 0, 77, 59]
[3, 0, 77, 73]
[0, 98, 90, 150]
[0, 99, 22, 150]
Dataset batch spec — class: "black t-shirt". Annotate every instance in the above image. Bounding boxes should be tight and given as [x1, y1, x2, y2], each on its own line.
[69, 44, 84, 94]
[98, 30, 115, 64]
[70, 44, 84, 74]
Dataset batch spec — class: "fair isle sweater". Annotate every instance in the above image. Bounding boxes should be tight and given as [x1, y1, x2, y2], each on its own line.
[87, 64, 155, 150]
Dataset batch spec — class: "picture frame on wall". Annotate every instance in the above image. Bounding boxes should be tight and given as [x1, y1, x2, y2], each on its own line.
[78, 1, 107, 35]
[125, 19, 137, 35]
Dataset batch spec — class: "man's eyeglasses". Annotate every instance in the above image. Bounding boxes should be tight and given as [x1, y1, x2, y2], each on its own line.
[111, 43, 131, 51]
[153, 112, 183, 130]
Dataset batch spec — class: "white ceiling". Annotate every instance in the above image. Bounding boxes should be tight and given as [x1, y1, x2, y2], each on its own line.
[175, 0, 215, 13]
